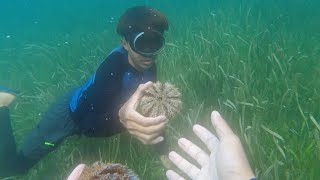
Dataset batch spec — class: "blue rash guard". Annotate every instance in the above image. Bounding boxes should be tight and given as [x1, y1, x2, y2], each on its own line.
[69, 46, 156, 137]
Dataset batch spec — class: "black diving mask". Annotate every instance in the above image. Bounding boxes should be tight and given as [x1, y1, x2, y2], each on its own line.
[127, 30, 165, 57]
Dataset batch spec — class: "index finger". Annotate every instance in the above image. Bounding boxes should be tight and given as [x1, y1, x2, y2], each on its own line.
[193, 124, 219, 152]
[211, 111, 235, 140]
[128, 81, 153, 109]
[178, 138, 209, 167]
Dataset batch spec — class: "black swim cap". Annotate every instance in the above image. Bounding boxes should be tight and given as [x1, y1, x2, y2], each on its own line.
[117, 6, 169, 37]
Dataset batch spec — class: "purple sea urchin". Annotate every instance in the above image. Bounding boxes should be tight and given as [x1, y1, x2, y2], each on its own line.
[78, 161, 139, 180]
[138, 82, 182, 118]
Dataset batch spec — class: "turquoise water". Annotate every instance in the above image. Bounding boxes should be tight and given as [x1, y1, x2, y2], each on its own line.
[1, 0, 320, 179]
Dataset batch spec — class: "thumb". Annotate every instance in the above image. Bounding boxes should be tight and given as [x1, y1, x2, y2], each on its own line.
[211, 111, 235, 140]
[128, 81, 153, 108]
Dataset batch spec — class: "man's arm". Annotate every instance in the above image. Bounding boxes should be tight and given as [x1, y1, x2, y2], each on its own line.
[84, 52, 125, 112]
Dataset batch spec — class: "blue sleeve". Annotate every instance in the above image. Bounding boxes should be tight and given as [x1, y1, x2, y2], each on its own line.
[71, 51, 125, 119]
[86, 52, 124, 112]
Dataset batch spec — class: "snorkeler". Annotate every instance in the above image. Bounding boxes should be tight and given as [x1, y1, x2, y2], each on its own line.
[0, 6, 170, 178]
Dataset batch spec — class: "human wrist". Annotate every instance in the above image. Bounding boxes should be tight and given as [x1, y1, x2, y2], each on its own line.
[238, 166, 255, 180]
[243, 167, 255, 179]
[221, 168, 255, 180]
[240, 169, 255, 180]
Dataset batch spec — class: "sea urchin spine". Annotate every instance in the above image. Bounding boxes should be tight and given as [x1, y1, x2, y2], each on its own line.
[78, 161, 139, 180]
[138, 82, 182, 118]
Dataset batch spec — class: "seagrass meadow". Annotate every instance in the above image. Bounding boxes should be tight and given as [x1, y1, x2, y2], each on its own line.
[0, 0, 319, 179]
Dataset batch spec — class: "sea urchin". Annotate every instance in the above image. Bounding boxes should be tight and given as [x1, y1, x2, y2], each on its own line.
[78, 161, 139, 180]
[138, 82, 182, 118]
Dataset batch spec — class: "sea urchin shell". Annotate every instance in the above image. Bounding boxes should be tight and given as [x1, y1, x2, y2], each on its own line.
[78, 161, 139, 180]
[138, 82, 182, 118]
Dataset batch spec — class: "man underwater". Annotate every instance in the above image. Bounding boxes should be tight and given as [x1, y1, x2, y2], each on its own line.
[0, 6, 170, 177]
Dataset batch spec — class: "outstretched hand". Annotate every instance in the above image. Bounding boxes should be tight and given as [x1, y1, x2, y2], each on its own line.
[166, 111, 255, 180]
[119, 81, 168, 144]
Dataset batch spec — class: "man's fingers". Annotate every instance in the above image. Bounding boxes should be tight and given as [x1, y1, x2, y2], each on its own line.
[136, 135, 164, 144]
[178, 138, 209, 167]
[151, 136, 164, 144]
[166, 170, 186, 180]
[127, 81, 153, 108]
[211, 111, 235, 140]
[129, 111, 167, 127]
[129, 129, 163, 143]
[126, 119, 168, 135]
[130, 130, 161, 142]
[193, 124, 219, 152]
[168, 151, 201, 180]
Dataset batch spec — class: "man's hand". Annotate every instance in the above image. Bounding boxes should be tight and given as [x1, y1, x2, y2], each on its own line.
[119, 81, 168, 144]
[166, 111, 255, 180]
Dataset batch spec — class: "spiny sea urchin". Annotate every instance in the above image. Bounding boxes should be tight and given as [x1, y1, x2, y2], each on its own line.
[78, 161, 139, 180]
[138, 82, 182, 118]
